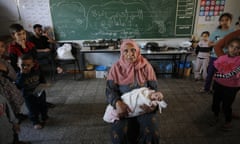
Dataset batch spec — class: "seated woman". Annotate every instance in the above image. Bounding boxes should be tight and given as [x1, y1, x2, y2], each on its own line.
[106, 39, 160, 144]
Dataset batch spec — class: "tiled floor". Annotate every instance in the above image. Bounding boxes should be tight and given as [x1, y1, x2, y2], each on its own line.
[18, 75, 240, 144]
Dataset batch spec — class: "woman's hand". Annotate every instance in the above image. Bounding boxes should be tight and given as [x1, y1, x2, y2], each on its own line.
[116, 100, 132, 118]
[140, 104, 157, 113]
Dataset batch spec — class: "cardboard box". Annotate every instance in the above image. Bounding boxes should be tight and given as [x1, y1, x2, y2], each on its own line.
[178, 68, 192, 77]
[184, 68, 192, 77]
[84, 70, 96, 79]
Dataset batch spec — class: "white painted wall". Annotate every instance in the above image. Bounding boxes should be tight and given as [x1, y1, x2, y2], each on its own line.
[0, 0, 20, 35]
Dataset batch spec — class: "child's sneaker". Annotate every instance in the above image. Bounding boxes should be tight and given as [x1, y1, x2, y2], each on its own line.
[222, 122, 232, 131]
[34, 124, 42, 130]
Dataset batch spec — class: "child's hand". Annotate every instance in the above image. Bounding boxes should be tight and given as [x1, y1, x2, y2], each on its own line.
[17, 39, 26, 49]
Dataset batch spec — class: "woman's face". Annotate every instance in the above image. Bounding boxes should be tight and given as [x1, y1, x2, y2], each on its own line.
[0, 41, 6, 56]
[228, 41, 240, 57]
[123, 43, 137, 63]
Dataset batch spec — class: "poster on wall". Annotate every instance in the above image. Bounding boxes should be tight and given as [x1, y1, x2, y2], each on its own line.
[199, 0, 225, 21]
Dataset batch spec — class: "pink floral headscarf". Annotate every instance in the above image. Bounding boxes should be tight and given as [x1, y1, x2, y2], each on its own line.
[107, 39, 157, 85]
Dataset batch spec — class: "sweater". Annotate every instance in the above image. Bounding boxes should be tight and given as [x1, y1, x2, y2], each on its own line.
[214, 55, 240, 87]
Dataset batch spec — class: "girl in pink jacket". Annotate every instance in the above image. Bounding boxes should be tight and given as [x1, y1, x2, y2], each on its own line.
[212, 38, 240, 131]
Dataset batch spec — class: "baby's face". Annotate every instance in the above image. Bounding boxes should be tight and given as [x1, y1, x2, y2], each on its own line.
[150, 92, 163, 101]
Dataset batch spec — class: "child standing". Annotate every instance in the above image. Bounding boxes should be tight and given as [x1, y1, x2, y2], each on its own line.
[211, 38, 240, 131]
[201, 13, 234, 93]
[194, 31, 211, 81]
[16, 54, 48, 129]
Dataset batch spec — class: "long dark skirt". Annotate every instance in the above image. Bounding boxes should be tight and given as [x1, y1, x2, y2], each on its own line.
[111, 112, 159, 144]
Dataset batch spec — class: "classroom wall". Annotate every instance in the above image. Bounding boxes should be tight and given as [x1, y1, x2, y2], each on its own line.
[0, 0, 20, 36]
[0, 0, 239, 66]
[1, 0, 239, 40]
[194, 0, 240, 36]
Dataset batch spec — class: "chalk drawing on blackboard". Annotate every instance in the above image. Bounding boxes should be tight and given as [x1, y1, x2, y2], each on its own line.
[50, 0, 196, 40]
[86, 0, 151, 38]
[51, 1, 87, 38]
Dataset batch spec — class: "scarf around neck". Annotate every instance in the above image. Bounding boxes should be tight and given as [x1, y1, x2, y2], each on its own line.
[107, 39, 156, 85]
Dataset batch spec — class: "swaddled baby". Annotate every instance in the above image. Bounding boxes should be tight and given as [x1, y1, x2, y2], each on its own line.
[103, 87, 167, 123]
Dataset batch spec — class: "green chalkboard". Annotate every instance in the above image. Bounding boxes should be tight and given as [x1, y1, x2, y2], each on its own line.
[50, 0, 197, 40]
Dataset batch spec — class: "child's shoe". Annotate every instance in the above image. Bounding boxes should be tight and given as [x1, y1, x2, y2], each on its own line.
[33, 124, 43, 130]
[222, 122, 232, 131]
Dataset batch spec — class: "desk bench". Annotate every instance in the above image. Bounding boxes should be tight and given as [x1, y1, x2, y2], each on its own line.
[79, 48, 192, 77]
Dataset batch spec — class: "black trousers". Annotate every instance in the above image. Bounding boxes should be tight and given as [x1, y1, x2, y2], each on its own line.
[24, 91, 48, 125]
[212, 81, 239, 122]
